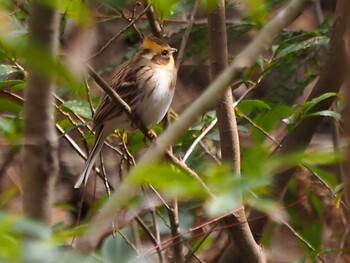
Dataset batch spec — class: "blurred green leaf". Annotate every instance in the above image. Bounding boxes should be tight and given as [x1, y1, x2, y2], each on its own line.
[127, 130, 145, 154]
[300, 222, 322, 250]
[10, 82, 26, 91]
[24, 42, 85, 95]
[205, 191, 242, 217]
[0, 65, 21, 81]
[300, 92, 337, 114]
[132, 163, 206, 199]
[275, 36, 329, 59]
[304, 110, 341, 121]
[11, 218, 51, 240]
[37, 0, 91, 25]
[0, 79, 23, 88]
[303, 164, 338, 188]
[237, 99, 271, 114]
[0, 233, 21, 263]
[60, 100, 92, 119]
[152, 0, 178, 18]
[244, 0, 268, 25]
[301, 150, 342, 166]
[0, 97, 22, 113]
[101, 228, 137, 263]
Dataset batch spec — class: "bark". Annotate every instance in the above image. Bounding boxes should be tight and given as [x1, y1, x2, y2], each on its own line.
[208, 1, 265, 262]
[22, 1, 59, 222]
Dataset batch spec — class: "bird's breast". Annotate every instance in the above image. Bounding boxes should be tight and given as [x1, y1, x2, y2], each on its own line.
[136, 67, 176, 127]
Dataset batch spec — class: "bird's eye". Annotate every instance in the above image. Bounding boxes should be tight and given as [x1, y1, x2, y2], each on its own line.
[161, 50, 168, 56]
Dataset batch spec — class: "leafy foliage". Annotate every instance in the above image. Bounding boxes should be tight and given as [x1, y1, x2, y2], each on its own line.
[0, 0, 345, 262]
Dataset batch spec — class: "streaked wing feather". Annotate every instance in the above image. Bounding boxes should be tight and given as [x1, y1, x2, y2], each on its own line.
[92, 61, 141, 131]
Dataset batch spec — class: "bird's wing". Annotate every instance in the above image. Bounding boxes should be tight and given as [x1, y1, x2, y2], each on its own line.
[93, 57, 148, 129]
[92, 61, 142, 131]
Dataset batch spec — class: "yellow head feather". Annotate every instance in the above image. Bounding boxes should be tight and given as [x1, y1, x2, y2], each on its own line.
[142, 35, 169, 52]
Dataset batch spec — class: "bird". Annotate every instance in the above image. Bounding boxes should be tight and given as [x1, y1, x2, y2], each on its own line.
[74, 35, 177, 188]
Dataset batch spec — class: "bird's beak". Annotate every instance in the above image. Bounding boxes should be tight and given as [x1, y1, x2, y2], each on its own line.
[170, 48, 177, 54]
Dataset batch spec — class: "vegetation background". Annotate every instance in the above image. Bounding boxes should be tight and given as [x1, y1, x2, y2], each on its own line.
[0, 0, 350, 262]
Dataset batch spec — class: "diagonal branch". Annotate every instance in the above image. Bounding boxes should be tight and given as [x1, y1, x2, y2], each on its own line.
[75, 0, 310, 251]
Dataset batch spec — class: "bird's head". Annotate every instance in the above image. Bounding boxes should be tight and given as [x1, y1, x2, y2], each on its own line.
[140, 35, 177, 66]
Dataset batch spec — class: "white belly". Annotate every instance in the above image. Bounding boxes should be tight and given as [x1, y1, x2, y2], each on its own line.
[136, 67, 175, 127]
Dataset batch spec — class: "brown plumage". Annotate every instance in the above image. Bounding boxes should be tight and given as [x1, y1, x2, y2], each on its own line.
[75, 35, 177, 188]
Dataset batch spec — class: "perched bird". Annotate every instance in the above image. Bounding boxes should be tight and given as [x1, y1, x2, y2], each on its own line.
[75, 35, 177, 188]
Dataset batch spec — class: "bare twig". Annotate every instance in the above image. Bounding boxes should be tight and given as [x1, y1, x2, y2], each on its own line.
[142, 0, 162, 38]
[282, 220, 326, 263]
[90, 4, 151, 59]
[168, 199, 183, 262]
[183, 118, 217, 162]
[175, 0, 201, 69]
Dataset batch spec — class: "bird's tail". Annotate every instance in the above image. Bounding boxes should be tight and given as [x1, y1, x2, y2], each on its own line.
[74, 127, 106, 188]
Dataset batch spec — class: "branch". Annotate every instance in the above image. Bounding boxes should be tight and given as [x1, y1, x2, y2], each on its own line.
[175, 0, 201, 70]
[90, 4, 151, 59]
[75, 0, 309, 251]
[142, 0, 162, 38]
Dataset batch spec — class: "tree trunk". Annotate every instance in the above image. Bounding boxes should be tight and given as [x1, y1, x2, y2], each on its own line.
[208, 1, 265, 262]
[22, 1, 59, 223]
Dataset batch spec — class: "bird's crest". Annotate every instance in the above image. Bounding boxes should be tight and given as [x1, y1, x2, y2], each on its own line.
[142, 35, 169, 52]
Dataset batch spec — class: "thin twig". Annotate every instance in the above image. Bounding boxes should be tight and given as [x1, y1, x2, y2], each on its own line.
[135, 216, 164, 262]
[236, 109, 282, 147]
[168, 199, 184, 262]
[99, 152, 112, 196]
[282, 220, 326, 263]
[185, 223, 218, 263]
[183, 118, 217, 162]
[175, 0, 201, 69]
[90, 4, 151, 59]
[142, 0, 162, 38]
[199, 140, 221, 164]
[84, 80, 95, 118]
[302, 163, 349, 212]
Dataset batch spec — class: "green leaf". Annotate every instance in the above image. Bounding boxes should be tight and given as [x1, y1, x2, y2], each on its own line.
[300, 92, 337, 115]
[11, 218, 51, 240]
[275, 36, 329, 59]
[101, 229, 137, 263]
[304, 110, 341, 121]
[151, 0, 178, 18]
[0, 97, 22, 113]
[38, 0, 91, 25]
[60, 100, 92, 119]
[132, 163, 206, 199]
[205, 191, 242, 217]
[22, 41, 85, 95]
[10, 82, 26, 91]
[301, 150, 342, 166]
[0, 65, 20, 82]
[303, 164, 338, 188]
[244, 0, 268, 25]
[0, 80, 24, 88]
[236, 99, 271, 114]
